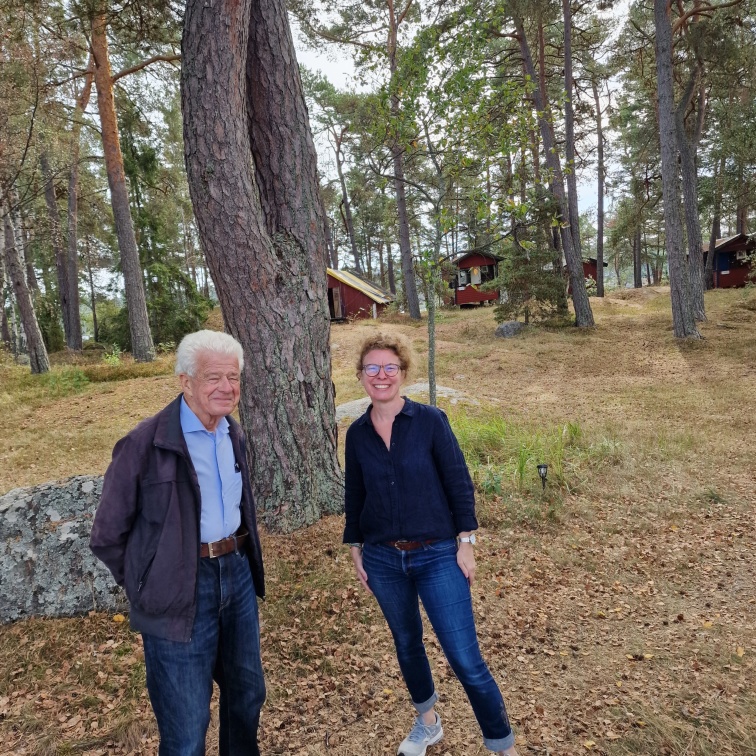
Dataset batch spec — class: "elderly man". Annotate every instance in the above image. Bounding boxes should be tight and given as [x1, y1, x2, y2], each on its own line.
[91, 330, 265, 756]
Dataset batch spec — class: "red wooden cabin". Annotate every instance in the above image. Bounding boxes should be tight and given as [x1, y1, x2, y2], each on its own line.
[327, 268, 394, 320]
[450, 252, 501, 306]
[705, 234, 755, 288]
[582, 257, 607, 282]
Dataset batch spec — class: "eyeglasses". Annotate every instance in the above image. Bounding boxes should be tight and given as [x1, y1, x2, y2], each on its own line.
[362, 363, 401, 377]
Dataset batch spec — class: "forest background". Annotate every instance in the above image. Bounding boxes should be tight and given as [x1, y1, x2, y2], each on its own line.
[1, 0, 755, 753]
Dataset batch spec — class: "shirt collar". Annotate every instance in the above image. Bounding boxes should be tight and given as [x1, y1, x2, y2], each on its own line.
[356, 396, 415, 426]
[180, 395, 230, 435]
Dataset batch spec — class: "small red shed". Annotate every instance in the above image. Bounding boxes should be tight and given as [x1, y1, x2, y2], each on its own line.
[705, 234, 755, 288]
[327, 268, 394, 320]
[582, 257, 608, 282]
[450, 252, 501, 306]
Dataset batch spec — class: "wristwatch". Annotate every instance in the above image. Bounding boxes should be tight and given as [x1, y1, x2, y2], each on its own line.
[457, 534, 476, 545]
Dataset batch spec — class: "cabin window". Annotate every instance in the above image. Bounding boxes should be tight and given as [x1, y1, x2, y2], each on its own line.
[470, 266, 482, 285]
[458, 269, 468, 285]
[480, 264, 496, 283]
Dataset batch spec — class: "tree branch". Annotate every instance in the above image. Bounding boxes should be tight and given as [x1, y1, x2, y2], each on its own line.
[111, 53, 181, 83]
[672, 0, 744, 33]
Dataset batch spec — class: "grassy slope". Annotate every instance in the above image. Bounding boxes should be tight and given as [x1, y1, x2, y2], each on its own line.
[0, 287, 755, 755]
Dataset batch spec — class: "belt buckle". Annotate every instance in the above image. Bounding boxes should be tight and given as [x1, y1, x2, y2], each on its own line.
[207, 540, 217, 559]
[394, 540, 410, 551]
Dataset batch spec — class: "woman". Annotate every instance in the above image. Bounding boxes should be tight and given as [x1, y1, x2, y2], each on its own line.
[343, 332, 519, 756]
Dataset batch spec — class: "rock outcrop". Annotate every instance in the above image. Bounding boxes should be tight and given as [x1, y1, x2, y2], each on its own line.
[0, 476, 125, 624]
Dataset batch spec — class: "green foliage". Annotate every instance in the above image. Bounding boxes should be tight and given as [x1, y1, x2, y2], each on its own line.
[493, 229, 567, 325]
[102, 345, 122, 366]
[34, 292, 66, 354]
[97, 267, 211, 353]
[34, 368, 90, 398]
[81, 359, 174, 384]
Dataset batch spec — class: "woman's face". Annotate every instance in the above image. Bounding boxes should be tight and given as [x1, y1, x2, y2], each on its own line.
[359, 348, 405, 404]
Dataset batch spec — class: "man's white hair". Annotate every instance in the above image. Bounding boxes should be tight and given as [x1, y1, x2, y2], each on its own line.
[174, 330, 244, 376]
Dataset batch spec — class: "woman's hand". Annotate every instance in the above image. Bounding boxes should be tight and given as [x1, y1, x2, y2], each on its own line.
[350, 546, 373, 594]
[457, 541, 476, 586]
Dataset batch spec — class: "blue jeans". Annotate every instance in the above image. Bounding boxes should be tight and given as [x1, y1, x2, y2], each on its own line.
[362, 538, 514, 752]
[142, 550, 265, 756]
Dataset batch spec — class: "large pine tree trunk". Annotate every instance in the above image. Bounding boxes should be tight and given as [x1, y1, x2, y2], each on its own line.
[182, 0, 343, 532]
[654, 0, 700, 339]
[91, 11, 155, 361]
[515, 18, 594, 327]
[3, 210, 49, 373]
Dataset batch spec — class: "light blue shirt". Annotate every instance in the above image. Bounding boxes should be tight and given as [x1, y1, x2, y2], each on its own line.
[180, 396, 242, 543]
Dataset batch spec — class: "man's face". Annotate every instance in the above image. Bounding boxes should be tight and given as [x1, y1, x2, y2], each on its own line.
[180, 352, 241, 430]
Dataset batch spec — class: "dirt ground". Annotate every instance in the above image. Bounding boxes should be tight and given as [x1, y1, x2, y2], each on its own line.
[1, 287, 755, 755]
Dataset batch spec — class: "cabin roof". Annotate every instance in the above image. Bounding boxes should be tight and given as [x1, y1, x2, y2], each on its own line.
[453, 251, 504, 265]
[703, 233, 756, 253]
[327, 268, 394, 305]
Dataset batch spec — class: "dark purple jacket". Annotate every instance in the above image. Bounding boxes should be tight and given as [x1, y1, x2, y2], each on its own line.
[90, 395, 265, 642]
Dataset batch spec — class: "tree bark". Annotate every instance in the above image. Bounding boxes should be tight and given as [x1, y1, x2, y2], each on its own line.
[387, 242, 396, 294]
[515, 17, 594, 327]
[675, 69, 706, 320]
[334, 139, 362, 273]
[3, 209, 49, 373]
[91, 10, 155, 361]
[592, 79, 605, 297]
[182, 0, 343, 532]
[654, 0, 700, 339]
[324, 217, 338, 268]
[633, 224, 643, 288]
[0, 257, 11, 349]
[705, 153, 724, 289]
[562, 0, 582, 264]
[41, 152, 75, 348]
[64, 58, 94, 351]
[387, 3, 421, 320]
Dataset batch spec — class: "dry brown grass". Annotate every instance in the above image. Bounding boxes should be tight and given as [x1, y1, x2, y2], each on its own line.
[1, 286, 755, 755]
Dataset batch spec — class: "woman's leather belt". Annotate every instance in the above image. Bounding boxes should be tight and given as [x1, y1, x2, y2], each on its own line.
[201, 530, 248, 558]
[385, 539, 440, 551]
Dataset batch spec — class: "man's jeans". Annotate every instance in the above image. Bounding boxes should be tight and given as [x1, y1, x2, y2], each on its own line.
[362, 538, 514, 752]
[142, 550, 265, 756]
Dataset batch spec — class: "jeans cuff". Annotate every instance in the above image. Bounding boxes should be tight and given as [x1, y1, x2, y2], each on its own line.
[484, 732, 515, 751]
[411, 690, 438, 715]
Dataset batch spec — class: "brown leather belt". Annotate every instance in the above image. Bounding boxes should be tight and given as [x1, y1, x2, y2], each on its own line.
[201, 531, 248, 559]
[385, 539, 439, 551]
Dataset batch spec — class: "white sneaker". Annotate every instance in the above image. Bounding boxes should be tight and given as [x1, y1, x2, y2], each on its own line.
[397, 714, 443, 756]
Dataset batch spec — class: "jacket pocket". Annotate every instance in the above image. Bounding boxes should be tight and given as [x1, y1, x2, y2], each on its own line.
[124, 480, 196, 616]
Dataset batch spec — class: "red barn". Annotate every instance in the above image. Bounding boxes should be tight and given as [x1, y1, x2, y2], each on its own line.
[450, 252, 501, 306]
[705, 234, 755, 288]
[327, 268, 394, 320]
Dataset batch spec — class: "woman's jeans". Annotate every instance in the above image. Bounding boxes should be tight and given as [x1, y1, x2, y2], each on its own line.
[142, 550, 265, 756]
[362, 538, 514, 752]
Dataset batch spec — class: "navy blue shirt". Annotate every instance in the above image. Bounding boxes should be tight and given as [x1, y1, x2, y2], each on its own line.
[343, 398, 478, 544]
